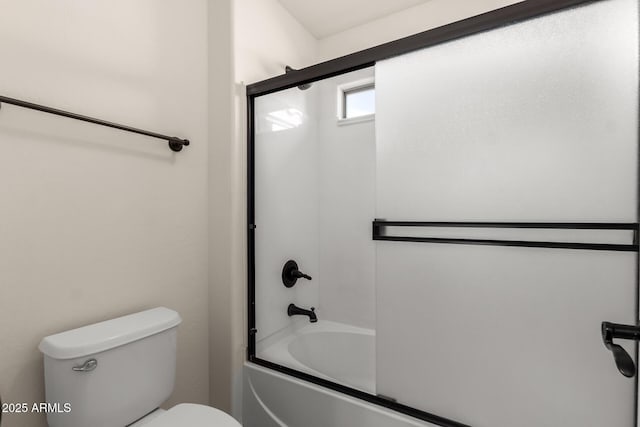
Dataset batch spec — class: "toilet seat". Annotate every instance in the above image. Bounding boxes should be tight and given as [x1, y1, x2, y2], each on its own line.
[144, 403, 241, 427]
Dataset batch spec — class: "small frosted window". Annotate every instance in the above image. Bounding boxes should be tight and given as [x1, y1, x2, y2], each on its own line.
[344, 86, 375, 118]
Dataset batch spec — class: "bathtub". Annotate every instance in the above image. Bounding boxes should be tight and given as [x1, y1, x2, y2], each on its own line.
[257, 320, 375, 393]
[244, 320, 436, 427]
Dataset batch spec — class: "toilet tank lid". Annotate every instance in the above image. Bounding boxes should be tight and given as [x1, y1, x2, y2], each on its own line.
[39, 307, 182, 360]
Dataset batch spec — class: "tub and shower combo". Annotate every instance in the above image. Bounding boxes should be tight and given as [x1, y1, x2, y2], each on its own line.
[244, 1, 640, 426]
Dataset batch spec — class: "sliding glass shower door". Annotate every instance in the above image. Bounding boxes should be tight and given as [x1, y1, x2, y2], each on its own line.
[374, 0, 638, 425]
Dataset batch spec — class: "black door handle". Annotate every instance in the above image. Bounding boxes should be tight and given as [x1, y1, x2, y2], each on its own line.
[601, 321, 639, 378]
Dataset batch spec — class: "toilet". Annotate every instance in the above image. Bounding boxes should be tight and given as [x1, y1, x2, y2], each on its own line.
[38, 307, 241, 427]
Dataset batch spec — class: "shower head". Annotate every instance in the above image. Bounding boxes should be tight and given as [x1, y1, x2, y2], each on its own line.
[285, 65, 312, 91]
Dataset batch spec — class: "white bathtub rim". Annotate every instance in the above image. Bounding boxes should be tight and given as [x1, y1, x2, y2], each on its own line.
[257, 318, 374, 353]
[245, 362, 434, 427]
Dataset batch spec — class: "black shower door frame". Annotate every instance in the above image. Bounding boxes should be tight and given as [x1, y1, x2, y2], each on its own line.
[246, 1, 639, 426]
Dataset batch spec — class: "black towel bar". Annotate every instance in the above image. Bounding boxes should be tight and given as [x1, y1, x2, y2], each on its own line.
[0, 94, 190, 152]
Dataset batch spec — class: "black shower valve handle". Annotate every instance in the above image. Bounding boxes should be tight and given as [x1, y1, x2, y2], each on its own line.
[291, 269, 312, 281]
[282, 259, 312, 288]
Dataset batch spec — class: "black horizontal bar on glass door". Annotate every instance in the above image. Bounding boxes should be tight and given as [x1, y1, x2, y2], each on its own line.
[0, 95, 190, 152]
[372, 221, 640, 252]
[374, 221, 639, 230]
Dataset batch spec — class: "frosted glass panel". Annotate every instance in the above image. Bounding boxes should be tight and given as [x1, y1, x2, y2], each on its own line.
[376, 244, 636, 426]
[374, 0, 638, 426]
[375, 0, 638, 222]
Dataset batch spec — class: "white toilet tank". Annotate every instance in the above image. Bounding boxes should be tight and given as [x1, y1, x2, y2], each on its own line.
[38, 307, 182, 427]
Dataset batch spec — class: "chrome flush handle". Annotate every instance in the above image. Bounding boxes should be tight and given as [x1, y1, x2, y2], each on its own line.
[72, 358, 98, 372]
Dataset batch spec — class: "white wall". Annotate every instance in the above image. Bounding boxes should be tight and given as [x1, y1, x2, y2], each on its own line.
[0, 1, 210, 426]
[208, 0, 236, 417]
[317, 69, 376, 329]
[234, 0, 317, 83]
[317, 0, 524, 61]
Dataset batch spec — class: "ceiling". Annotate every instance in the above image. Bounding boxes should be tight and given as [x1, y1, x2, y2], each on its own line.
[277, 0, 431, 39]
